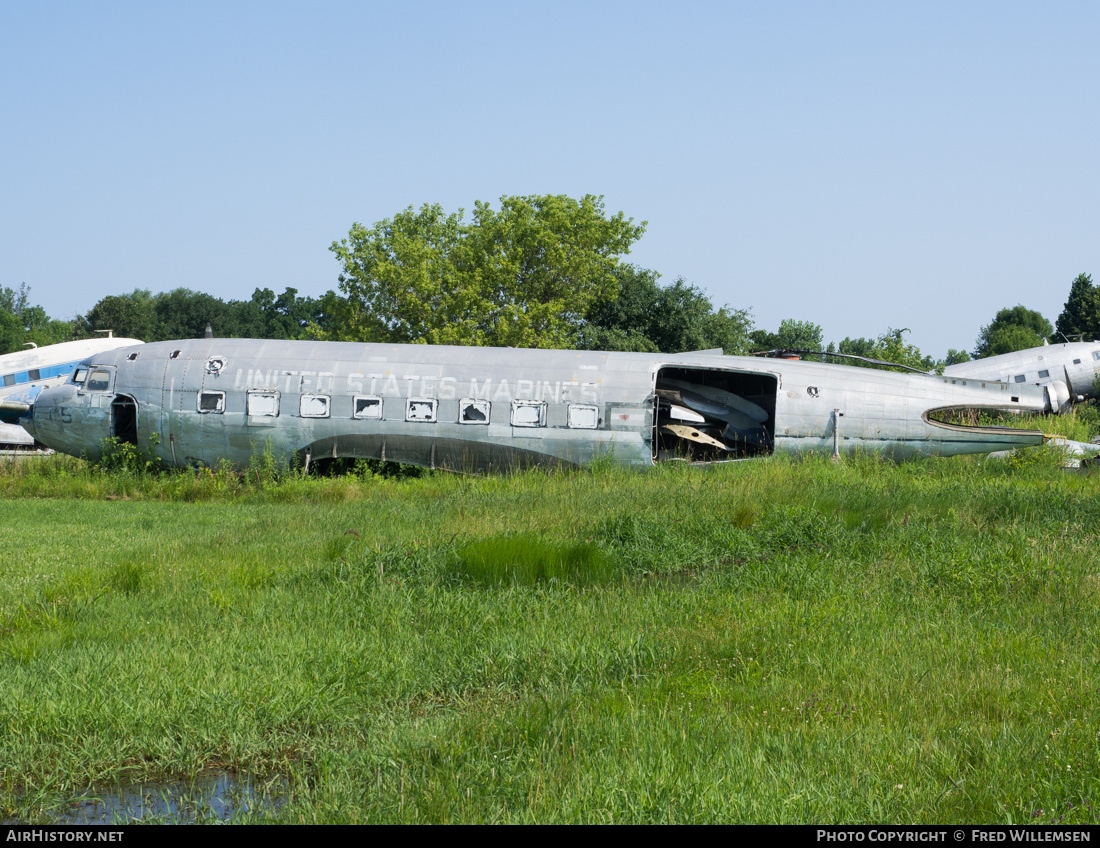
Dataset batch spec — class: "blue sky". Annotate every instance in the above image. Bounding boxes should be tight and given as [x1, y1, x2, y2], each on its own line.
[2, 1, 1097, 356]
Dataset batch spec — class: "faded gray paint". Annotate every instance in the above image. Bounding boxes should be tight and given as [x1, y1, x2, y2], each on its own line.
[22, 338, 1047, 471]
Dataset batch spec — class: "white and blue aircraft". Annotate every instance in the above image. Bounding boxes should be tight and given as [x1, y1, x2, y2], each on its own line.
[0, 336, 143, 449]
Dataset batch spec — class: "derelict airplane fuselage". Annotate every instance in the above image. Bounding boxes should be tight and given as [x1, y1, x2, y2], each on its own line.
[0, 336, 143, 449]
[942, 340, 1100, 413]
[10, 337, 1049, 471]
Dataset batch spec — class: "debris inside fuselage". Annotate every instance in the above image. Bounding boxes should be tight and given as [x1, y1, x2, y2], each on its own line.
[654, 367, 777, 462]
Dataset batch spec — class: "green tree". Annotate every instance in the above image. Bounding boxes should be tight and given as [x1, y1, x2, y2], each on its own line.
[330, 195, 646, 348]
[580, 266, 752, 354]
[749, 318, 824, 352]
[1054, 273, 1100, 342]
[1, 284, 73, 354]
[80, 289, 160, 340]
[831, 329, 937, 371]
[972, 304, 1053, 358]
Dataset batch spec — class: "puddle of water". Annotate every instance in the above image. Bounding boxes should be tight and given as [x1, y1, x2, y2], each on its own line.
[51, 771, 289, 824]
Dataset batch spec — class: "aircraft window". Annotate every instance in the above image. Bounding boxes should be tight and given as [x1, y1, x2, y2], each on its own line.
[300, 394, 330, 418]
[2, 375, 13, 388]
[1013, 375, 1026, 383]
[406, 398, 437, 422]
[170, 350, 181, 360]
[1093, 352, 1100, 361]
[459, 398, 490, 424]
[511, 400, 546, 428]
[353, 395, 383, 420]
[73, 368, 88, 384]
[197, 391, 225, 413]
[127, 353, 139, 361]
[1074, 359, 1082, 365]
[247, 391, 279, 417]
[567, 404, 600, 429]
[1038, 369, 1050, 379]
[86, 369, 112, 391]
[28, 369, 40, 381]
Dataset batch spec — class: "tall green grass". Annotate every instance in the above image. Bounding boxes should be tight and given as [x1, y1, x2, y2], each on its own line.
[1, 450, 1099, 822]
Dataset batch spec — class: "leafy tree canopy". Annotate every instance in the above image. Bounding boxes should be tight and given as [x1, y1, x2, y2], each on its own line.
[829, 328, 938, 371]
[580, 265, 752, 354]
[972, 304, 1053, 358]
[76, 287, 339, 342]
[749, 319, 824, 353]
[0, 284, 75, 354]
[1054, 273, 1100, 342]
[330, 195, 646, 348]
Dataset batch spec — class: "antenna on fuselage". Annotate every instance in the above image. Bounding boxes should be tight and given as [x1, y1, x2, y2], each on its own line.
[93, 330, 115, 339]
[204, 322, 213, 339]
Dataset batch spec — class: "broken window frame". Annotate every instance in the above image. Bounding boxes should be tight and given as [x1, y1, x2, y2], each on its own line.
[567, 403, 600, 429]
[246, 390, 280, 418]
[405, 397, 438, 423]
[299, 394, 331, 419]
[197, 391, 226, 414]
[510, 400, 547, 428]
[353, 395, 384, 420]
[458, 398, 491, 425]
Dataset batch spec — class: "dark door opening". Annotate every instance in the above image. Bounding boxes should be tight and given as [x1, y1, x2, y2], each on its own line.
[653, 367, 777, 462]
[111, 396, 138, 446]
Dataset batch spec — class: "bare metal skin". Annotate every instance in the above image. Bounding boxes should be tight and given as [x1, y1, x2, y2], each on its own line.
[17, 338, 1045, 471]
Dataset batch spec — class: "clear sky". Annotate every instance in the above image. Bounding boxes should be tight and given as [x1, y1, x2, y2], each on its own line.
[2, 1, 1097, 357]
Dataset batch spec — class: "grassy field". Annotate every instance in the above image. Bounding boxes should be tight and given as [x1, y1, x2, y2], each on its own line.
[0, 445, 1098, 823]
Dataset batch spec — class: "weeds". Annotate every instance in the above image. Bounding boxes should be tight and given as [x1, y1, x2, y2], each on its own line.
[1, 453, 1099, 822]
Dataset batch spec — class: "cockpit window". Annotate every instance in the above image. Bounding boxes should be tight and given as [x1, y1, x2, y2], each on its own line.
[86, 369, 112, 391]
[73, 368, 88, 385]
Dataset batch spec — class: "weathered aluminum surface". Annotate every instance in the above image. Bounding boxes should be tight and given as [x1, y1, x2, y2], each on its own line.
[0, 336, 143, 446]
[22, 338, 1047, 471]
[943, 341, 1100, 412]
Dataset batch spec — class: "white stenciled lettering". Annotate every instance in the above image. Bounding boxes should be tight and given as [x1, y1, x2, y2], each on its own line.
[582, 381, 599, 402]
[283, 371, 299, 391]
[537, 381, 560, 403]
[404, 375, 419, 396]
[493, 379, 511, 401]
[470, 378, 491, 398]
[515, 379, 534, 399]
[380, 374, 400, 396]
[347, 371, 364, 393]
[439, 376, 456, 399]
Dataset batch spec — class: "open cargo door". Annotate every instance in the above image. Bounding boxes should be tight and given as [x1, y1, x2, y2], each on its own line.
[653, 366, 777, 462]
